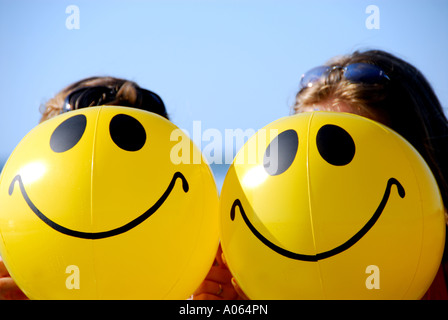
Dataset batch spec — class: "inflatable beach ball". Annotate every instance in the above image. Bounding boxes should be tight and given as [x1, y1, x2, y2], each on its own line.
[220, 111, 445, 299]
[0, 106, 219, 299]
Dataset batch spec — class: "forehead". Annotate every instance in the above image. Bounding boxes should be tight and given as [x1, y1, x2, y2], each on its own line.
[297, 102, 390, 127]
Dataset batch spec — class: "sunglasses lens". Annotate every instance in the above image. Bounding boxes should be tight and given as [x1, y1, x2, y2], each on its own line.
[300, 66, 330, 89]
[62, 86, 113, 114]
[138, 90, 167, 118]
[344, 63, 390, 84]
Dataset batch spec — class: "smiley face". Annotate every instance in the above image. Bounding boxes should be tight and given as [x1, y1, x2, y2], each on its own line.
[0, 106, 219, 299]
[230, 124, 406, 261]
[220, 112, 445, 299]
[8, 113, 189, 239]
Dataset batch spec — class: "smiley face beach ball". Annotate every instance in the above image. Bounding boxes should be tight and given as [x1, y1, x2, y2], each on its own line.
[0, 106, 219, 299]
[220, 111, 445, 299]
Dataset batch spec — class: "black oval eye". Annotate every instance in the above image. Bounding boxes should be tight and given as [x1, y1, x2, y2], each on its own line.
[263, 129, 298, 176]
[109, 114, 146, 151]
[50, 114, 87, 153]
[316, 124, 355, 166]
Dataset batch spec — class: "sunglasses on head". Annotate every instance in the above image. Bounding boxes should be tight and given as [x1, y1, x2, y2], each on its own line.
[61, 85, 166, 116]
[299, 63, 390, 90]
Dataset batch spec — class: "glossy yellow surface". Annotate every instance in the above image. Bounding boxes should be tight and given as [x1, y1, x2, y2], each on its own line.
[0, 106, 219, 299]
[220, 112, 445, 299]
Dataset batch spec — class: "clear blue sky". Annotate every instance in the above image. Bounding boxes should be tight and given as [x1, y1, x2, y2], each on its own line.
[1, 0, 447, 188]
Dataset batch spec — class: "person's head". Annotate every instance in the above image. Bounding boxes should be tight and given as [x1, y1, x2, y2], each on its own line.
[293, 49, 448, 209]
[40, 76, 168, 122]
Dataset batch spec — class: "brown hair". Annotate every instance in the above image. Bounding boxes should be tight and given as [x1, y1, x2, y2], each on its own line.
[294, 50, 448, 209]
[40, 76, 168, 122]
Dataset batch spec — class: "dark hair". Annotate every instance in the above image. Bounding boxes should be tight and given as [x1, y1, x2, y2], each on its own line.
[40, 76, 168, 122]
[294, 50, 448, 211]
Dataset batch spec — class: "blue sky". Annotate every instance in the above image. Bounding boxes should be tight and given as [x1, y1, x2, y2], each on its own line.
[1, 0, 447, 188]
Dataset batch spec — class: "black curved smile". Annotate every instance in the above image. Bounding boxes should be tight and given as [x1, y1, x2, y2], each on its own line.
[230, 178, 405, 261]
[9, 172, 189, 239]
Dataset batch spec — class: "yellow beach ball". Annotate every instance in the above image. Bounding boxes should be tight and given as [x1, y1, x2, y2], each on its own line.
[220, 112, 445, 299]
[0, 106, 219, 299]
